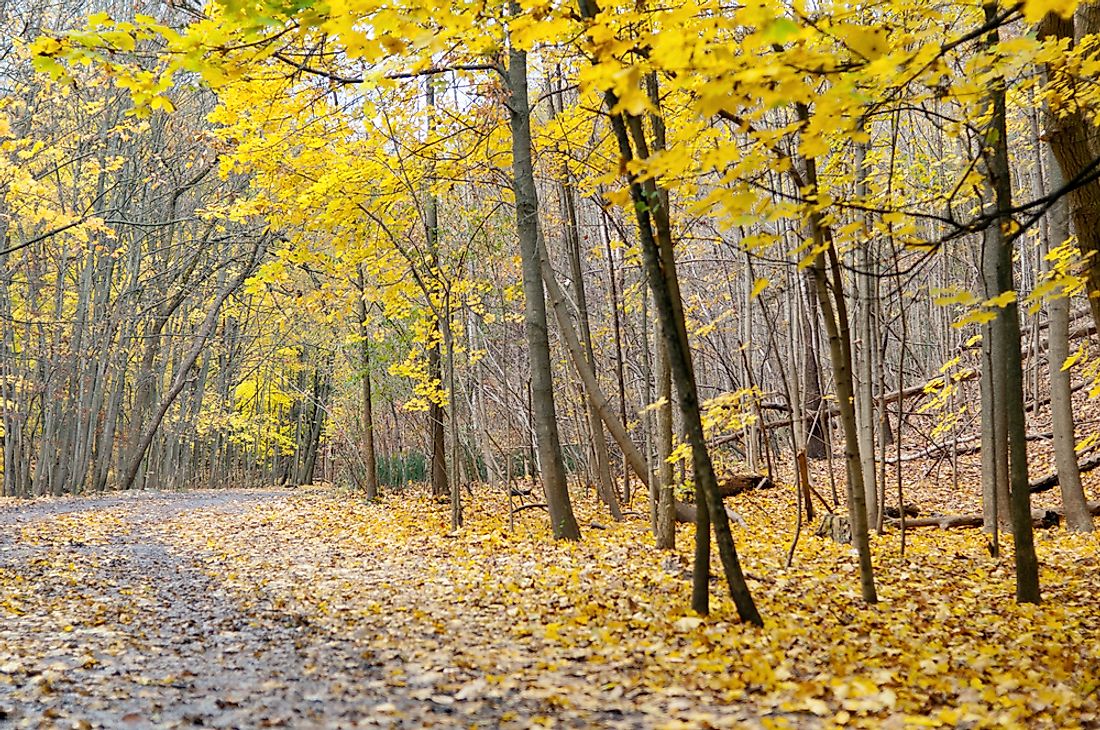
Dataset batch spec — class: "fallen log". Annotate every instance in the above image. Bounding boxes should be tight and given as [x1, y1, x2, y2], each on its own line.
[674, 500, 747, 527]
[1025, 379, 1087, 413]
[883, 504, 921, 518]
[510, 503, 549, 515]
[717, 474, 772, 497]
[756, 372, 978, 432]
[672, 473, 770, 524]
[884, 432, 1051, 464]
[1029, 454, 1100, 494]
[752, 315, 1095, 435]
[885, 501, 1100, 529]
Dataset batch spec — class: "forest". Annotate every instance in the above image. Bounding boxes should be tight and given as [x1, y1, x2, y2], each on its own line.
[0, 0, 1099, 726]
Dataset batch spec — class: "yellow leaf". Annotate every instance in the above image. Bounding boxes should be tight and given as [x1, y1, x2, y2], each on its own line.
[839, 24, 889, 61]
[1061, 344, 1084, 372]
[1023, 0, 1076, 23]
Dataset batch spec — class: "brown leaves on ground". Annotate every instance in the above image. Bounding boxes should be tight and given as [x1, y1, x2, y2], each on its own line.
[0, 485, 1097, 728]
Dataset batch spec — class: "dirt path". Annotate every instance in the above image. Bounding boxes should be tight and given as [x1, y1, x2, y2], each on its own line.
[0, 490, 406, 729]
[0, 489, 686, 729]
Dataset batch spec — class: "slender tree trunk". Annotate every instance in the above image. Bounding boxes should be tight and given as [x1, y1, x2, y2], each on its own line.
[603, 222, 630, 503]
[655, 321, 676, 550]
[357, 274, 379, 500]
[1043, 147, 1094, 531]
[1036, 18, 1095, 533]
[506, 28, 580, 540]
[540, 242, 625, 519]
[798, 134, 877, 604]
[854, 141, 879, 529]
[979, 323, 1009, 540]
[573, 13, 761, 622]
[984, 6, 1040, 603]
[801, 274, 829, 460]
[424, 82, 449, 501]
[444, 291, 462, 528]
[559, 156, 618, 515]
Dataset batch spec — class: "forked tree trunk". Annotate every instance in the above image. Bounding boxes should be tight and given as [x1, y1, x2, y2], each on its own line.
[984, 6, 1040, 603]
[574, 6, 761, 623]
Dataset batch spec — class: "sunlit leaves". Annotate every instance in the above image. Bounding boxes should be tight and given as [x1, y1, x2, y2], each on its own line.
[1020, 0, 1078, 23]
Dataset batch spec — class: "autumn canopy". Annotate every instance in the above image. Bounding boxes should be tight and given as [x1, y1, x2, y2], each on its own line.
[0, 0, 1099, 726]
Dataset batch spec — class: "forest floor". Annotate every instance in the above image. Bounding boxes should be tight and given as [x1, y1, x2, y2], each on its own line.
[0, 482, 1097, 729]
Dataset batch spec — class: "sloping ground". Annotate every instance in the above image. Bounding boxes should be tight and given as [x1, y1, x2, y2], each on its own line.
[0, 485, 1096, 728]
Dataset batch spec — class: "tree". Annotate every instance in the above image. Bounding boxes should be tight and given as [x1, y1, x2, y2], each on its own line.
[506, 27, 581, 540]
[980, 5, 1040, 602]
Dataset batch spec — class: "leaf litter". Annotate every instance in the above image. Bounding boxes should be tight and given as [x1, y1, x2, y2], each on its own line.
[0, 484, 1096, 728]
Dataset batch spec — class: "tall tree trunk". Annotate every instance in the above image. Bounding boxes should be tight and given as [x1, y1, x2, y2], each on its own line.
[540, 239, 625, 519]
[506, 27, 580, 540]
[574, 8, 761, 622]
[561, 172, 618, 517]
[796, 119, 877, 603]
[655, 321, 676, 550]
[603, 221, 630, 502]
[1043, 148, 1094, 531]
[854, 141, 879, 529]
[980, 324, 1011, 537]
[1038, 10, 1100, 338]
[801, 273, 829, 460]
[357, 274, 379, 500]
[985, 6, 1041, 602]
[444, 291, 462, 529]
[424, 81, 449, 501]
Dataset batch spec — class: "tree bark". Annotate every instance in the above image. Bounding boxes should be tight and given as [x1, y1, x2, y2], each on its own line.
[424, 81, 450, 501]
[984, 6, 1041, 602]
[655, 327, 676, 549]
[357, 274, 380, 500]
[540, 251, 624, 520]
[1039, 25, 1095, 533]
[854, 141, 879, 528]
[120, 241, 264, 493]
[506, 29, 580, 540]
[1038, 10, 1100, 340]
[1045, 204, 1093, 531]
[558, 162, 620, 518]
[574, 7, 761, 622]
[798, 134, 878, 604]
